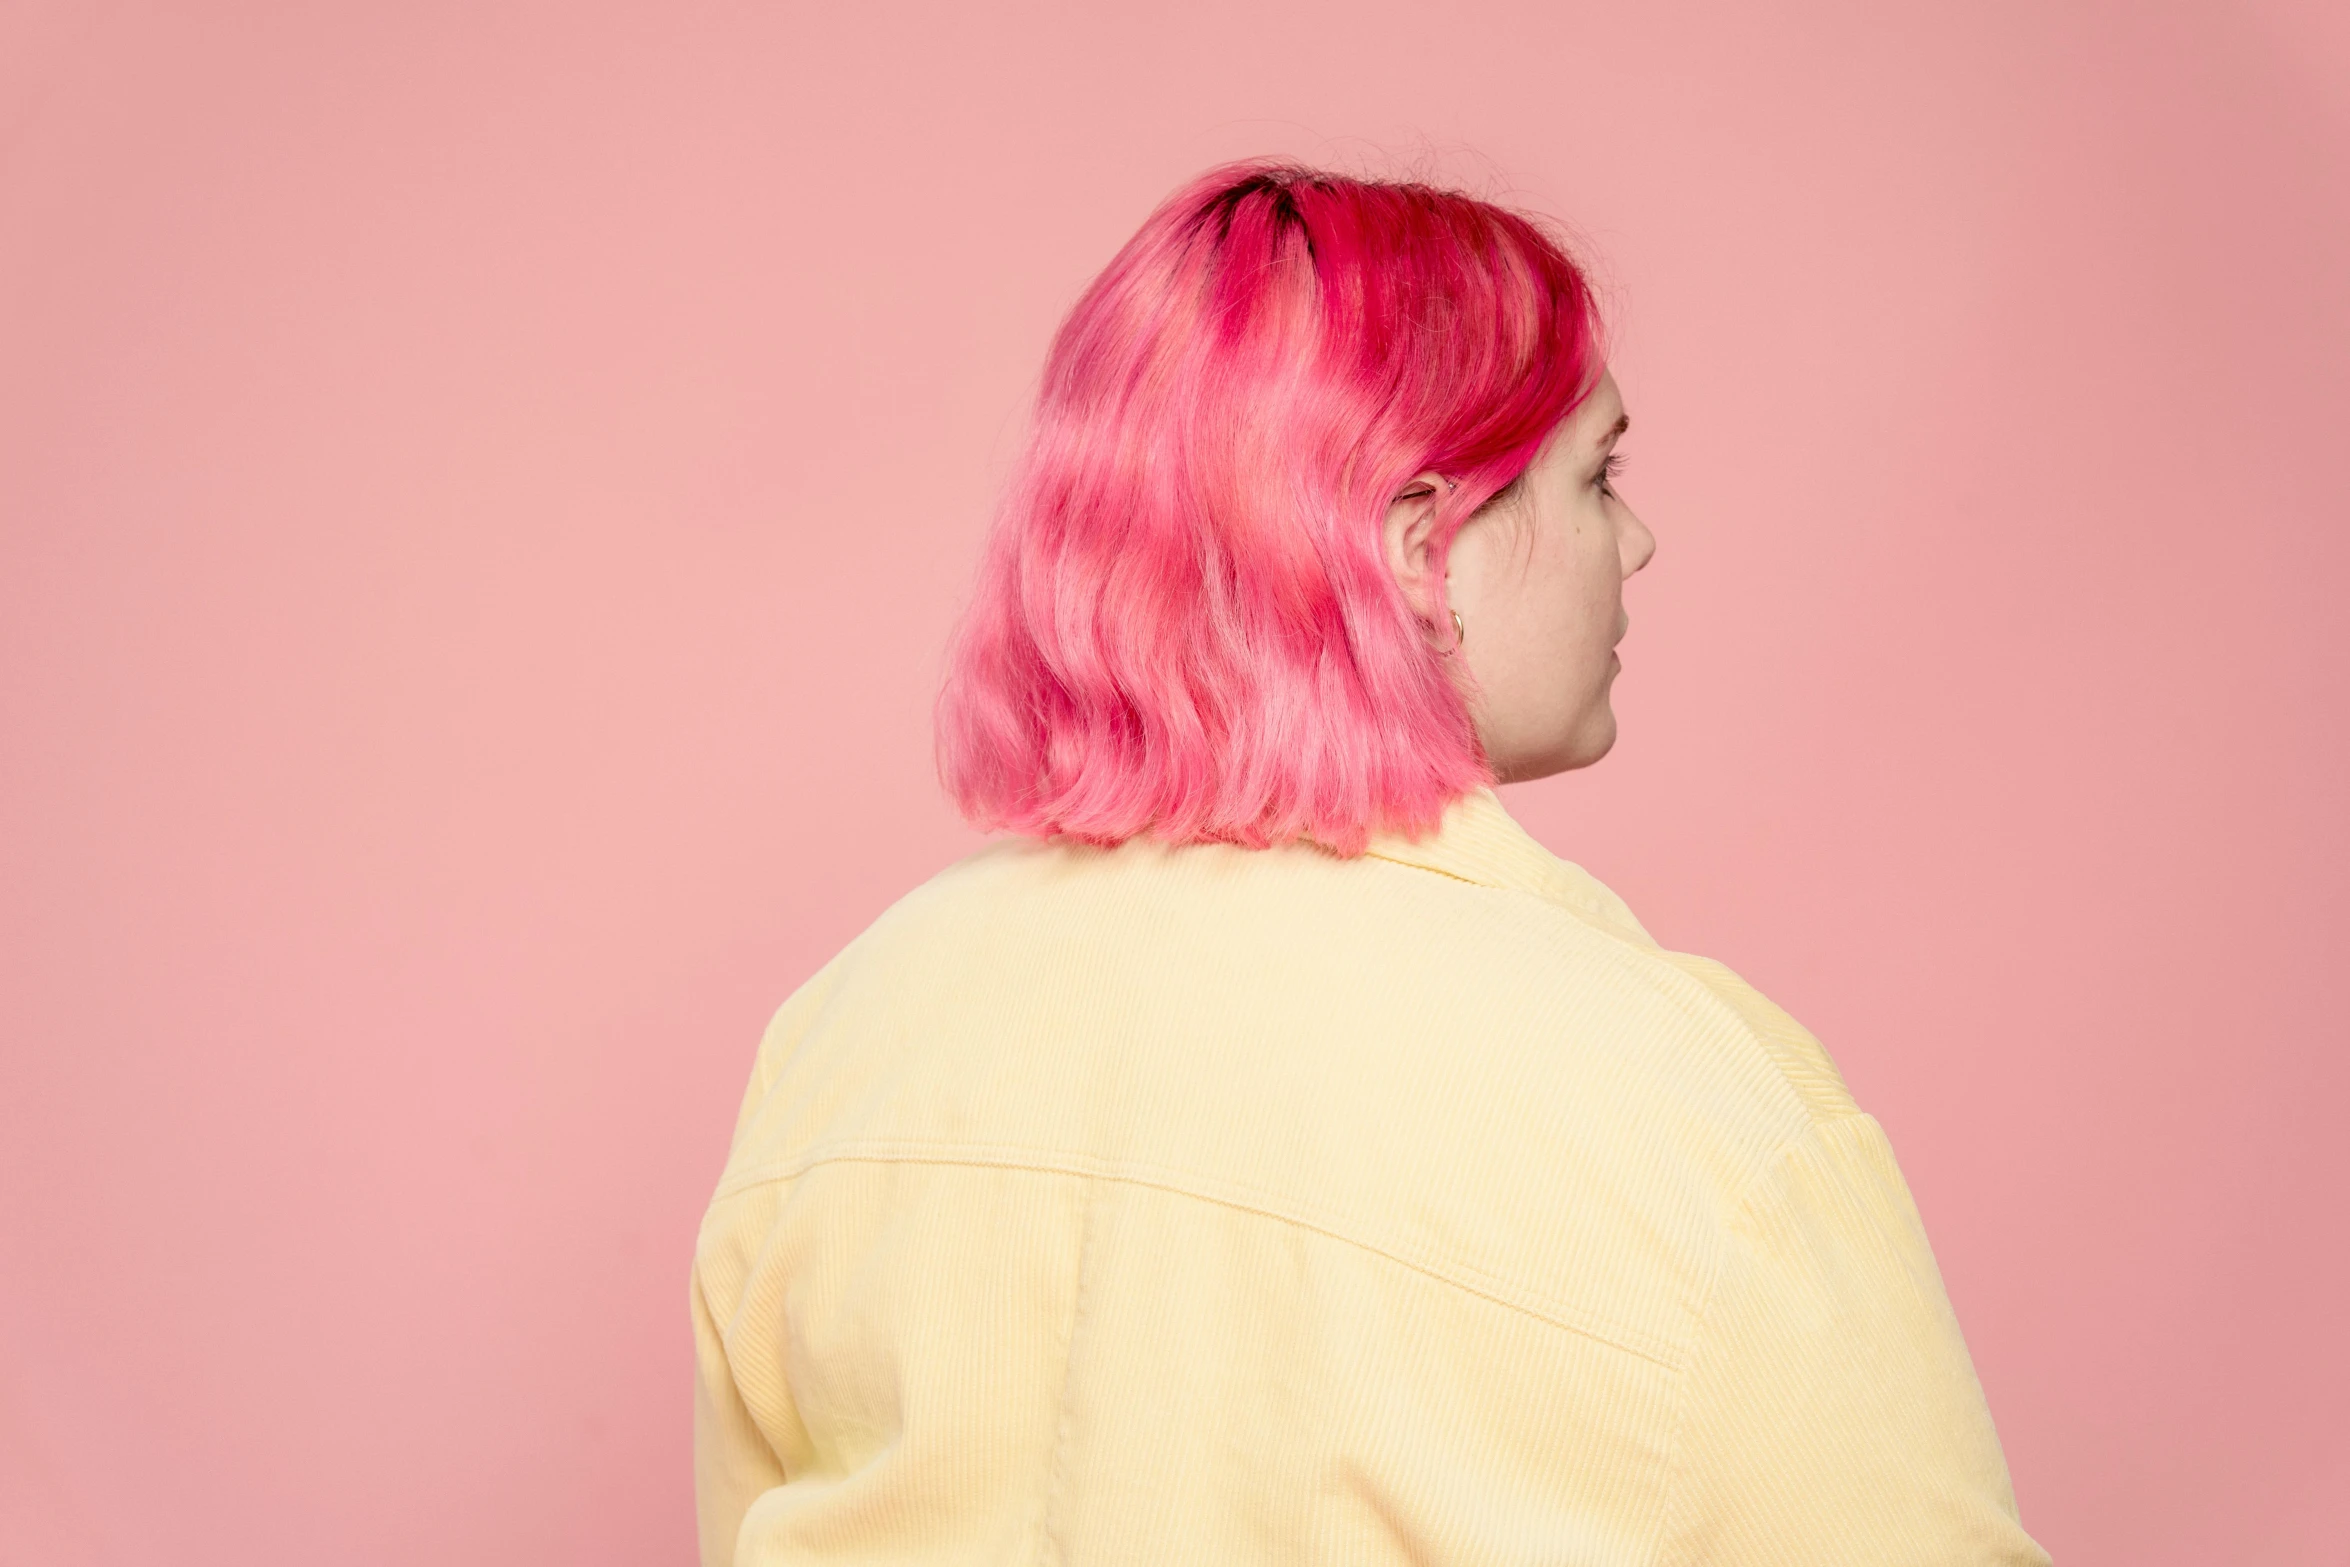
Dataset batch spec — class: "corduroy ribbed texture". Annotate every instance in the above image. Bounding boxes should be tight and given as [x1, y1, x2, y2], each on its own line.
[692, 788, 2048, 1566]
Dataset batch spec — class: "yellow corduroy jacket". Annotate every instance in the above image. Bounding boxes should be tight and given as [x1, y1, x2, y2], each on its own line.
[692, 786, 2049, 1566]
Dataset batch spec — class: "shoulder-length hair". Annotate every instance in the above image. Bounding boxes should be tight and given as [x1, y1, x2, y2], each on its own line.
[935, 160, 1604, 855]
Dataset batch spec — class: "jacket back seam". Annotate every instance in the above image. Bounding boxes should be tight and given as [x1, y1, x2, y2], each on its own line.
[1033, 1172, 1097, 1567]
[710, 1141, 1684, 1370]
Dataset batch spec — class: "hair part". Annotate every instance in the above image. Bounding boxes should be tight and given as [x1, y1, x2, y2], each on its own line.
[934, 159, 1606, 855]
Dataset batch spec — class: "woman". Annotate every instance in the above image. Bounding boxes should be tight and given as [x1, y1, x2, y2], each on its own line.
[692, 162, 2049, 1567]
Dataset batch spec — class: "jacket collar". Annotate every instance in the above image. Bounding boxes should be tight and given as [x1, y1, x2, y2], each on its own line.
[1359, 786, 1657, 949]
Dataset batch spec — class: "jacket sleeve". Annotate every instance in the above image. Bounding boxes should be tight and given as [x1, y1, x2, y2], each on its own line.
[691, 999, 803, 1567]
[1656, 1113, 2052, 1566]
[692, 1257, 786, 1567]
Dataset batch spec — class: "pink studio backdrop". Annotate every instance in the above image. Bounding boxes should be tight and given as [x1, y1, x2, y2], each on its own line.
[4, 2, 2345, 1562]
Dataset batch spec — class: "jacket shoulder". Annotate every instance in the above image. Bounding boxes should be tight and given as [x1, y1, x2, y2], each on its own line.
[1638, 947, 1857, 1123]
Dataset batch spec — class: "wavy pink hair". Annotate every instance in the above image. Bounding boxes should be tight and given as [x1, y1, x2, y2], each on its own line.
[935, 160, 1604, 855]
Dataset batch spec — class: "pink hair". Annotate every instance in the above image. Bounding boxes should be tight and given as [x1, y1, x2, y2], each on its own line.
[935, 160, 1605, 855]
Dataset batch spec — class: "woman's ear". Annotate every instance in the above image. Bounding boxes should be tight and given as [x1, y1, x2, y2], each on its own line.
[1381, 471, 1452, 621]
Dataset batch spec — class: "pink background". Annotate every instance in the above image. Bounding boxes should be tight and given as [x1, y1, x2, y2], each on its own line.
[4, 2, 2345, 1562]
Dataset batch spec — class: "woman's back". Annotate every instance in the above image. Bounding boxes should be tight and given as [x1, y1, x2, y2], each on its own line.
[692, 788, 2047, 1566]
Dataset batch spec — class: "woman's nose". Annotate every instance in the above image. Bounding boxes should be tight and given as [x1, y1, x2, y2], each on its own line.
[1622, 511, 1657, 576]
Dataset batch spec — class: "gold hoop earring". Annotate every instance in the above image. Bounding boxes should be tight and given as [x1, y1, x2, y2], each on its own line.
[1438, 608, 1465, 657]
